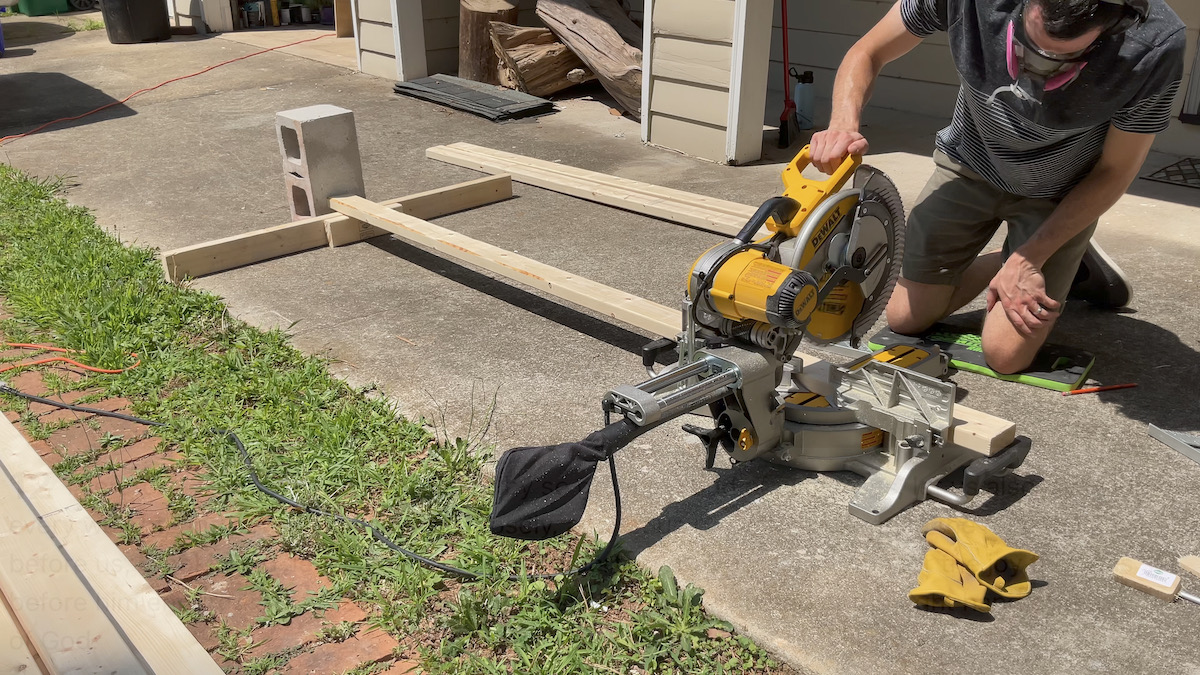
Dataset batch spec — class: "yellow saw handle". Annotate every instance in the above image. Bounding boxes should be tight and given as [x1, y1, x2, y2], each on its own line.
[770, 145, 862, 238]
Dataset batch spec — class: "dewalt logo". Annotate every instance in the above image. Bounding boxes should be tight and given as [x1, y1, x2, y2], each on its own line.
[809, 202, 848, 251]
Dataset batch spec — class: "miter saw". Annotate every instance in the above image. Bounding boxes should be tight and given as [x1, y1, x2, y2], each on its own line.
[490, 147, 1031, 541]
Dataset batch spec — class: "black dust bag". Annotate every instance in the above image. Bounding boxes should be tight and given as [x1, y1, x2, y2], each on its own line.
[490, 418, 645, 540]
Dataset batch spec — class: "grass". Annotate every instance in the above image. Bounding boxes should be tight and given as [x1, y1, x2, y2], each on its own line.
[0, 165, 792, 674]
[64, 18, 104, 32]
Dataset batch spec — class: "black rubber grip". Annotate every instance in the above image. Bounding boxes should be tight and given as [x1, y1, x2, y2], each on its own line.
[963, 436, 1032, 496]
[734, 196, 801, 244]
[641, 337, 678, 368]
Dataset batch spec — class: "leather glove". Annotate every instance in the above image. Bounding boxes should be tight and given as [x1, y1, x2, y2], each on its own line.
[922, 517, 1039, 600]
[908, 548, 991, 612]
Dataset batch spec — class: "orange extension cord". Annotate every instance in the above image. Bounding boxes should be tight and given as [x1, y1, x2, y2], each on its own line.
[0, 342, 140, 374]
[0, 33, 334, 146]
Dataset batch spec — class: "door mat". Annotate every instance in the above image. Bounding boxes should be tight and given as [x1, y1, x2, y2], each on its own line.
[1143, 157, 1200, 190]
[393, 74, 556, 122]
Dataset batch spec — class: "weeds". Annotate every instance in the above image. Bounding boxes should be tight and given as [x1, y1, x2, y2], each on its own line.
[64, 18, 104, 32]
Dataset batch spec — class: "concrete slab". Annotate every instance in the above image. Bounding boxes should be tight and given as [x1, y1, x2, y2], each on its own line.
[2, 17, 1199, 675]
[215, 26, 357, 72]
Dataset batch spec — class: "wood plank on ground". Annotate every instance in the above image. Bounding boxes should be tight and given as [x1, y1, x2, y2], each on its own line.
[329, 195, 681, 340]
[159, 175, 514, 282]
[0, 416, 223, 674]
[326, 174, 513, 246]
[0, 458, 148, 673]
[425, 142, 760, 236]
[330, 195, 1012, 456]
[0, 585, 48, 674]
[432, 142, 757, 218]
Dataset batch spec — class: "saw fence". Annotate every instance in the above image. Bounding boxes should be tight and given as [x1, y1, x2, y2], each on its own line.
[158, 140, 1015, 459]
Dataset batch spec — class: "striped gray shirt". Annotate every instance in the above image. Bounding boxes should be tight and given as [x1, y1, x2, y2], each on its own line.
[899, 0, 1186, 199]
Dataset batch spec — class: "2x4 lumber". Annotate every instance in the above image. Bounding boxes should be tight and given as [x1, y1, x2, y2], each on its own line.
[0, 595, 44, 674]
[441, 143, 757, 221]
[330, 195, 1011, 456]
[325, 174, 513, 246]
[0, 417, 224, 674]
[425, 142, 759, 237]
[329, 195, 681, 339]
[159, 175, 513, 283]
[0, 454, 148, 673]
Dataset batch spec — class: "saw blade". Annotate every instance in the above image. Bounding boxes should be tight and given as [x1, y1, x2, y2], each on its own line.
[803, 165, 905, 346]
[849, 165, 905, 345]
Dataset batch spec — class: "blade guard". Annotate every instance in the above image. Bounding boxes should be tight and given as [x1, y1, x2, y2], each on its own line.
[770, 146, 862, 238]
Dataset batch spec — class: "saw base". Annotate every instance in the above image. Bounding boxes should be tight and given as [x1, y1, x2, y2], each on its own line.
[755, 345, 1023, 523]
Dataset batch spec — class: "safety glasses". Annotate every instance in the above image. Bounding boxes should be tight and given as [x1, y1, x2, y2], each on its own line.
[1012, 3, 1098, 76]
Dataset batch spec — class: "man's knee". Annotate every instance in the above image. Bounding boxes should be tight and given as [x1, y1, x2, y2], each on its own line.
[982, 340, 1036, 375]
[885, 279, 953, 335]
[886, 301, 937, 335]
[980, 305, 1053, 374]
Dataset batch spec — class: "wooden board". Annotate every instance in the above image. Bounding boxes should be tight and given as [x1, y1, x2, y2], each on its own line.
[0, 417, 223, 674]
[159, 175, 513, 282]
[0, 467, 144, 674]
[326, 174, 513, 246]
[330, 194, 1013, 456]
[1180, 555, 1200, 578]
[425, 142, 759, 236]
[330, 196, 681, 339]
[0, 592, 44, 674]
[790, 355, 1013, 457]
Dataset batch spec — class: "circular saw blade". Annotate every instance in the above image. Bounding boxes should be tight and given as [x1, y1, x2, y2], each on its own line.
[849, 164, 905, 344]
[804, 165, 905, 346]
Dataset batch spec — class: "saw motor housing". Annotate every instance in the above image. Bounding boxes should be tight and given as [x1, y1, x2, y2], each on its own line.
[603, 146, 1031, 524]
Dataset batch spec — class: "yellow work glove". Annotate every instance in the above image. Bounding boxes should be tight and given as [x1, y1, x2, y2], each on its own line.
[908, 548, 991, 612]
[922, 517, 1039, 600]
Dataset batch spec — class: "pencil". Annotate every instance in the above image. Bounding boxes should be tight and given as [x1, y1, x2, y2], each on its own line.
[1063, 383, 1138, 396]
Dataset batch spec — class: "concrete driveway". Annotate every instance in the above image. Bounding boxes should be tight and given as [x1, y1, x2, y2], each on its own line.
[3, 19, 1199, 675]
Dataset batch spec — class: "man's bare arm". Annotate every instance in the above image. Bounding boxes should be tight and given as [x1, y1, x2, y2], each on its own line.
[811, 1, 924, 173]
[988, 125, 1155, 335]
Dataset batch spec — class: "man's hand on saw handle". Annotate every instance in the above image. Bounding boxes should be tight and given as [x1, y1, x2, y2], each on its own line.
[809, 129, 869, 175]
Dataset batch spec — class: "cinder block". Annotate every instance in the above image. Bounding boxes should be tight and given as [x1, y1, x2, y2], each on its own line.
[283, 173, 316, 221]
[275, 104, 366, 219]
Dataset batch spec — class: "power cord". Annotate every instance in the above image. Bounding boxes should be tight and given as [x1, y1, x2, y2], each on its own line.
[0, 383, 621, 581]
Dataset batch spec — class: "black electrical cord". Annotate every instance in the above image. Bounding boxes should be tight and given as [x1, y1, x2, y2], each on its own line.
[0, 384, 622, 582]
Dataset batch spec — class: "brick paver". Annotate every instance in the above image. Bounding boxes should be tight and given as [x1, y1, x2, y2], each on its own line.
[5, 370, 48, 396]
[108, 483, 173, 532]
[261, 554, 334, 598]
[245, 601, 368, 660]
[0, 350, 418, 675]
[141, 511, 237, 551]
[279, 628, 399, 675]
[90, 451, 181, 493]
[94, 436, 162, 468]
[202, 572, 266, 630]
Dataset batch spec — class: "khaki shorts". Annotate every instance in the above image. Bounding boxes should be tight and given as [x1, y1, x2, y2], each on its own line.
[902, 150, 1097, 302]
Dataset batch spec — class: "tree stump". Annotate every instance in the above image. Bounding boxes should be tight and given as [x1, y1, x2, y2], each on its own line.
[489, 22, 596, 97]
[459, 0, 519, 84]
